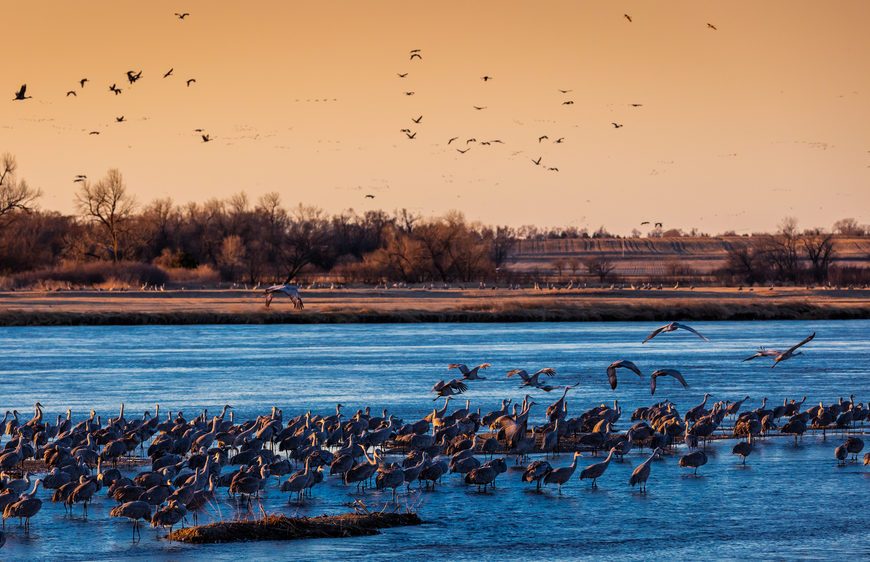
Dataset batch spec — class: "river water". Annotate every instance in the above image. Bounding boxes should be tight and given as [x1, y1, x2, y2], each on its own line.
[0, 320, 867, 560]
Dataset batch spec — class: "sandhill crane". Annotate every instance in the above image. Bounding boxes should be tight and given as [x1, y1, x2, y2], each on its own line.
[844, 437, 864, 462]
[13, 84, 31, 101]
[606, 360, 642, 390]
[679, 450, 708, 475]
[772, 333, 815, 368]
[507, 367, 556, 389]
[522, 460, 552, 491]
[650, 369, 689, 395]
[726, 396, 751, 418]
[2, 479, 42, 531]
[629, 448, 662, 493]
[110, 500, 151, 541]
[431, 378, 468, 399]
[732, 441, 752, 465]
[264, 283, 303, 309]
[449, 363, 491, 380]
[643, 322, 709, 343]
[544, 452, 582, 494]
[835, 443, 848, 466]
[151, 500, 186, 540]
[580, 448, 617, 487]
[742, 348, 782, 362]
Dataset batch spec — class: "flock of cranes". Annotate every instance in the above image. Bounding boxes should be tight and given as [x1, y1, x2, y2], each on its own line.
[11, 11, 207, 144]
[0, 318, 859, 553]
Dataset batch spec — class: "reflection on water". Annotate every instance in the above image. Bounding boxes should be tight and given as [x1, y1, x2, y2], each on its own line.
[0, 320, 867, 560]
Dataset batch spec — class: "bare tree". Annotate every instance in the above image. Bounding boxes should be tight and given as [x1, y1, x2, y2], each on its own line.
[0, 153, 41, 220]
[724, 241, 765, 284]
[552, 258, 566, 279]
[75, 169, 136, 261]
[585, 255, 617, 283]
[833, 218, 864, 236]
[803, 231, 836, 283]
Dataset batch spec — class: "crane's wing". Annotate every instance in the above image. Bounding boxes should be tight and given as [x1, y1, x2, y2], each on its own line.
[674, 323, 709, 341]
[506, 369, 529, 381]
[448, 364, 469, 374]
[535, 368, 556, 377]
[449, 379, 468, 392]
[476, 363, 492, 371]
[620, 360, 642, 377]
[785, 332, 815, 355]
[643, 325, 666, 343]
[607, 366, 618, 390]
[650, 374, 657, 396]
[431, 380, 446, 392]
[668, 370, 689, 388]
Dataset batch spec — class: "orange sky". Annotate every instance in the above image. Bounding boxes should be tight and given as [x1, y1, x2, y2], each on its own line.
[2, 1, 868, 234]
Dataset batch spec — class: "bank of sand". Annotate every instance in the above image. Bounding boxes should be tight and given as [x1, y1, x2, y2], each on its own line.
[0, 287, 867, 325]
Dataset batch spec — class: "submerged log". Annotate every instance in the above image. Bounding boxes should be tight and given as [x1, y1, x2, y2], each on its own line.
[167, 512, 422, 544]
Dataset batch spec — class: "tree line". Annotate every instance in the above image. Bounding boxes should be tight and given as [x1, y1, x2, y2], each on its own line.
[0, 156, 867, 288]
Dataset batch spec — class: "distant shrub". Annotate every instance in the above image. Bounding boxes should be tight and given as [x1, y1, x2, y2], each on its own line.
[160, 264, 220, 286]
[9, 261, 168, 289]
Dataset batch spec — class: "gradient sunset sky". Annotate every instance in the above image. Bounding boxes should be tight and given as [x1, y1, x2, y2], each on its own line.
[2, 1, 868, 234]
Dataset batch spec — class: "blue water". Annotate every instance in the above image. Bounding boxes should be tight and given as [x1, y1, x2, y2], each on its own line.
[0, 320, 868, 560]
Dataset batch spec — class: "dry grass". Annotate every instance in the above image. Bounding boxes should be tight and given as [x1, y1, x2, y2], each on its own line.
[167, 512, 422, 544]
[0, 287, 867, 325]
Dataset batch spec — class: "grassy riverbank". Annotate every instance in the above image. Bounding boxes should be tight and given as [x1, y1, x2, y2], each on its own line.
[0, 287, 867, 326]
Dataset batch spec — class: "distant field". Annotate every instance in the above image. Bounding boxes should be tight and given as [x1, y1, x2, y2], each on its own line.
[508, 236, 870, 278]
[1, 287, 867, 325]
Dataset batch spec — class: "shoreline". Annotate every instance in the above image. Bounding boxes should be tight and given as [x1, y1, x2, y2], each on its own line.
[1, 287, 868, 326]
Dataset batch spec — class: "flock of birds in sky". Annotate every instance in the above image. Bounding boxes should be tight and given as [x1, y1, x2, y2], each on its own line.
[10, 10, 720, 205]
[430, 322, 817, 402]
[11, 12, 210, 146]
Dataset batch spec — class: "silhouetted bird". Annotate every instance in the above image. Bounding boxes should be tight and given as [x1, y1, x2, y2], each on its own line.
[201, 134, 211, 142]
[624, 14, 632, 22]
[631, 103, 643, 107]
[397, 73, 408, 78]
[641, 221, 650, 225]
[654, 222, 662, 228]
[481, 75, 493, 81]
[554, 138, 565, 143]
[466, 138, 477, 144]
[365, 194, 375, 199]
[13, 84, 31, 101]
[558, 89, 572, 93]
[405, 131, 416, 139]
[116, 116, 125, 123]
[66, 91, 77, 97]
[456, 148, 470, 154]
[562, 100, 574, 105]
[175, 12, 190, 19]
[532, 156, 542, 165]
[163, 68, 174, 78]
[410, 53, 422, 60]
[89, 131, 100, 135]
[707, 23, 717, 30]
[186, 79, 196, 87]
[612, 122, 623, 128]
[447, 137, 459, 144]
[547, 167, 559, 172]
[538, 136, 549, 143]
[412, 115, 423, 123]
[473, 106, 487, 110]
[109, 84, 122, 95]
[79, 78, 89, 88]
[404, 91, 415, 96]
[126, 70, 142, 84]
